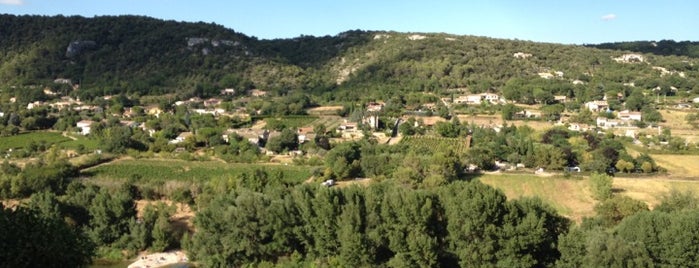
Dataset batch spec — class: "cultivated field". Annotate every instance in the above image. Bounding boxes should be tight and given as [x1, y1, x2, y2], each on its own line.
[306, 105, 344, 116]
[400, 135, 470, 154]
[0, 131, 70, 151]
[0, 131, 99, 152]
[83, 158, 314, 184]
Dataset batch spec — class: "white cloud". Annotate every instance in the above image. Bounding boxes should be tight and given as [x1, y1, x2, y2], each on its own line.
[0, 0, 24, 5]
[601, 14, 617, 21]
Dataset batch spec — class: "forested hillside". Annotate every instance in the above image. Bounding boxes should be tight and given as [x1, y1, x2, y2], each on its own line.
[589, 40, 699, 58]
[1, 14, 698, 104]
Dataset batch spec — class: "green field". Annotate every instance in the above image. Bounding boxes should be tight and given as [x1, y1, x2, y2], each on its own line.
[400, 135, 470, 154]
[0, 132, 70, 151]
[84, 159, 314, 184]
[0, 131, 100, 152]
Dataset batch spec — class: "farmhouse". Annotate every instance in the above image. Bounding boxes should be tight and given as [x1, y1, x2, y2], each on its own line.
[76, 120, 95, 135]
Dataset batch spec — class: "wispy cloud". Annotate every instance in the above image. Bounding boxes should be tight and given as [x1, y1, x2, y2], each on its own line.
[601, 14, 617, 21]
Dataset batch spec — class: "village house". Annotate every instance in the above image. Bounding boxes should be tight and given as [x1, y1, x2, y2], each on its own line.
[203, 98, 222, 107]
[515, 110, 542, 119]
[139, 123, 156, 137]
[554, 95, 568, 103]
[43, 88, 58, 96]
[220, 88, 236, 96]
[617, 110, 642, 121]
[249, 89, 268, 97]
[53, 78, 72, 84]
[337, 121, 358, 132]
[596, 117, 621, 129]
[453, 93, 503, 105]
[76, 120, 95, 135]
[584, 100, 609, 112]
[170, 132, 193, 144]
[297, 127, 315, 144]
[363, 114, 380, 129]
[146, 105, 163, 117]
[223, 128, 270, 147]
[366, 101, 385, 112]
[567, 123, 591, 132]
[27, 101, 44, 110]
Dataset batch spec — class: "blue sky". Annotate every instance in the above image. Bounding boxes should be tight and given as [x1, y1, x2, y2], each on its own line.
[2, 0, 697, 44]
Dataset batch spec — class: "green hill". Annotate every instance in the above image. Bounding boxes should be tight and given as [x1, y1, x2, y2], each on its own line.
[1, 14, 698, 104]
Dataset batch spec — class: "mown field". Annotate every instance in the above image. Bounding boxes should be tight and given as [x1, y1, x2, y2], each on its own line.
[83, 158, 314, 184]
[478, 174, 596, 222]
[650, 154, 699, 178]
[479, 172, 699, 223]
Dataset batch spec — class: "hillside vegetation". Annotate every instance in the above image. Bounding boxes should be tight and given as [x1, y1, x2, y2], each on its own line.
[2, 14, 698, 104]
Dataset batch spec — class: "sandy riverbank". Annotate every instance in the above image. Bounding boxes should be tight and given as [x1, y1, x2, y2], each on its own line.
[127, 250, 188, 268]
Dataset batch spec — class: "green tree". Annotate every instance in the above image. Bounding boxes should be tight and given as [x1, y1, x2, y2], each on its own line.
[87, 186, 137, 246]
[590, 173, 613, 201]
[0, 204, 94, 267]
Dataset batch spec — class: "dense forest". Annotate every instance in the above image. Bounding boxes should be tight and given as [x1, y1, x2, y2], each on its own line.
[589, 40, 699, 58]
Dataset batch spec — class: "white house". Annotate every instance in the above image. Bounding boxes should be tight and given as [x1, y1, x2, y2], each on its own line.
[584, 100, 609, 112]
[76, 120, 95, 135]
[220, 88, 236, 96]
[170, 132, 193, 144]
[366, 101, 385, 112]
[596, 117, 620, 129]
[618, 110, 642, 121]
[454, 93, 502, 105]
